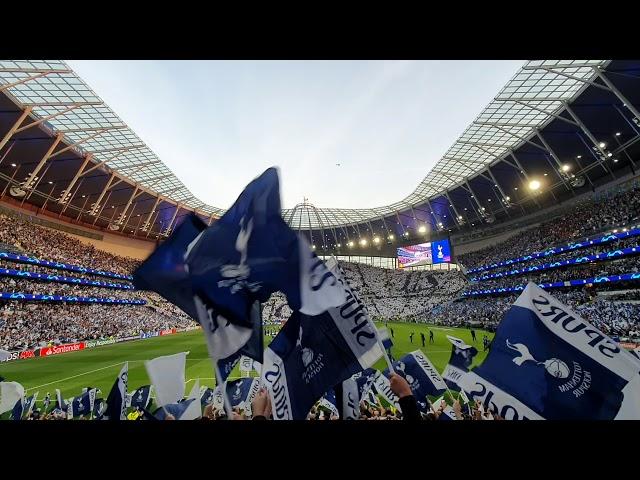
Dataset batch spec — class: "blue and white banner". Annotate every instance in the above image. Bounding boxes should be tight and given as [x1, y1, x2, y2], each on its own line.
[261, 259, 383, 420]
[200, 387, 215, 407]
[341, 368, 378, 419]
[105, 362, 128, 420]
[226, 377, 258, 412]
[460, 283, 640, 420]
[372, 371, 401, 410]
[23, 392, 38, 419]
[442, 335, 478, 391]
[384, 350, 447, 401]
[70, 389, 95, 417]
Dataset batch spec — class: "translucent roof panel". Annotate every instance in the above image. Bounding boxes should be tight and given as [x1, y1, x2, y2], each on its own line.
[0, 59, 610, 229]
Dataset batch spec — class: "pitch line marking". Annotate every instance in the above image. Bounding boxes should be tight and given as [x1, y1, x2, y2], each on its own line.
[26, 362, 125, 392]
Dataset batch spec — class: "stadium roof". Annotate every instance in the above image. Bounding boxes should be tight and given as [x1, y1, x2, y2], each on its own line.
[1, 59, 639, 253]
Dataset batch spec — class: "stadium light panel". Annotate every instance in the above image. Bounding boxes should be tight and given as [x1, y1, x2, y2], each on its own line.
[359, 238, 368, 246]
[373, 237, 380, 244]
[616, 132, 621, 136]
[529, 180, 541, 191]
[10, 163, 16, 167]
[418, 225, 427, 233]
[599, 142, 606, 148]
[388, 234, 394, 241]
[561, 164, 571, 172]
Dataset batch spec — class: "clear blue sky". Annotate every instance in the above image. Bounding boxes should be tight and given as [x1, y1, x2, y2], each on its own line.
[68, 60, 524, 210]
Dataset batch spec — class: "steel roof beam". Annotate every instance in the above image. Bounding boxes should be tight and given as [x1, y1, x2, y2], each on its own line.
[0, 106, 33, 153]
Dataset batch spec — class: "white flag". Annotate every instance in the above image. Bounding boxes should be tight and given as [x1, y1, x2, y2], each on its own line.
[0, 349, 12, 362]
[145, 352, 188, 407]
[0, 381, 24, 414]
[180, 379, 202, 420]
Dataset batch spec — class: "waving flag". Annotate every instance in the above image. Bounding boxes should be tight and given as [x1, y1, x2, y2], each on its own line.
[130, 385, 152, 410]
[145, 352, 188, 407]
[54, 388, 66, 412]
[226, 377, 257, 410]
[105, 362, 128, 420]
[11, 397, 24, 420]
[180, 379, 202, 420]
[319, 389, 339, 418]
[200, 387, 216, 407]
[154, 398, 199, 420]
[186, 168, 344, 328]
[342, 368, 378, 419]
[460, 283, 640, 420]
[372, 371, 401, 410]
[133, 213, 208, 320]
[70, 389, 96, 418]
[0, 382, 24, 415]
[94, 398, 106, 418]
[442, 335, 478, 391]
[23, 392, 38, 419]
[0, 349, 11, 362]
[384, 350, 447, 401]
[262, 283, 384, 420]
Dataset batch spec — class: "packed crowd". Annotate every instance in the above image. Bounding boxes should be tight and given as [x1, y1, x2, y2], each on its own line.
[458, 183, 640, 271]
[0, 213, 140, 275]
[0, 302, 194, 351]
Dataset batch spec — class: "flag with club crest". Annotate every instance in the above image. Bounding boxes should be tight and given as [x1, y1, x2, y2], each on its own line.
[261, 260, 384, 420]
[105, 362, 128, 420]
[442, 335, 478, 391]
[129, 385, 153, 410]
[185, 168, 345, 328]
[70, 389, 96, 418]
[180, 379, 202, 420]
[200, 387, 216, 408]
[225, 377, 258, 411]
[383, 350, 448, 401]
[153, 398, 199, 420]
[459, 283, 640, 420]
[93, 398, 106, 418]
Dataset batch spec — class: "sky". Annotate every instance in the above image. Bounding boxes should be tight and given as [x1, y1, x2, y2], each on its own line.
[67, 60, 524, 210]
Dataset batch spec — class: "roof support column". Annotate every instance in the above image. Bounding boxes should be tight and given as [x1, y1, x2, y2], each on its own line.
[59, 154, 93, 204]
[89, 173, 117, 216]
[60, 177, 85, 215]
[0, 107, 33, 154]
[116, 186, 140, 226]
[163, 204, 181, 236]
[592, 67, 640, 122]
[146, 211, 160, 238]
[141, 196, 162, 232]
[23, 133, 63, 190]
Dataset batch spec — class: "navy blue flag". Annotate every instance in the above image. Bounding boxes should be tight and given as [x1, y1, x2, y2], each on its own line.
[70, 389, 95, 417]
[93, 398, 106, 418]
[261, 304, 383, 420]
[154, 398, 198, 420]
[130, 385, 152, 410]
[54, 388, 67, 412]
[225, 378, 256, 409]
[200, 387, 215, 407]
[442, 335, 478, 391]
[185, 168, 344, 328]
[383, 350, 448, 401]
[133, 214, 208, 320]
[460, 283, 640, 420]
[11, 398, 23, 421]
[104, 363, 128, 420]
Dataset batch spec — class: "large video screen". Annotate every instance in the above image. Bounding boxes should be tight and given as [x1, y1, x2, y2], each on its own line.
[397, 238, 452, 268]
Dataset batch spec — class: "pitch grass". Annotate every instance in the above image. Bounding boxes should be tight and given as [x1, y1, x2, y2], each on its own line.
[0, 322, 494, 405]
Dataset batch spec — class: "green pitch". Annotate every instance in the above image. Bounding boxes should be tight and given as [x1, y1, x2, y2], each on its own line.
[0, 322, 494, 403]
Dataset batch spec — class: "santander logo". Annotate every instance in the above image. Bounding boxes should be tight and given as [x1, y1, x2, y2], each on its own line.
[40, 342, 85, 357]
